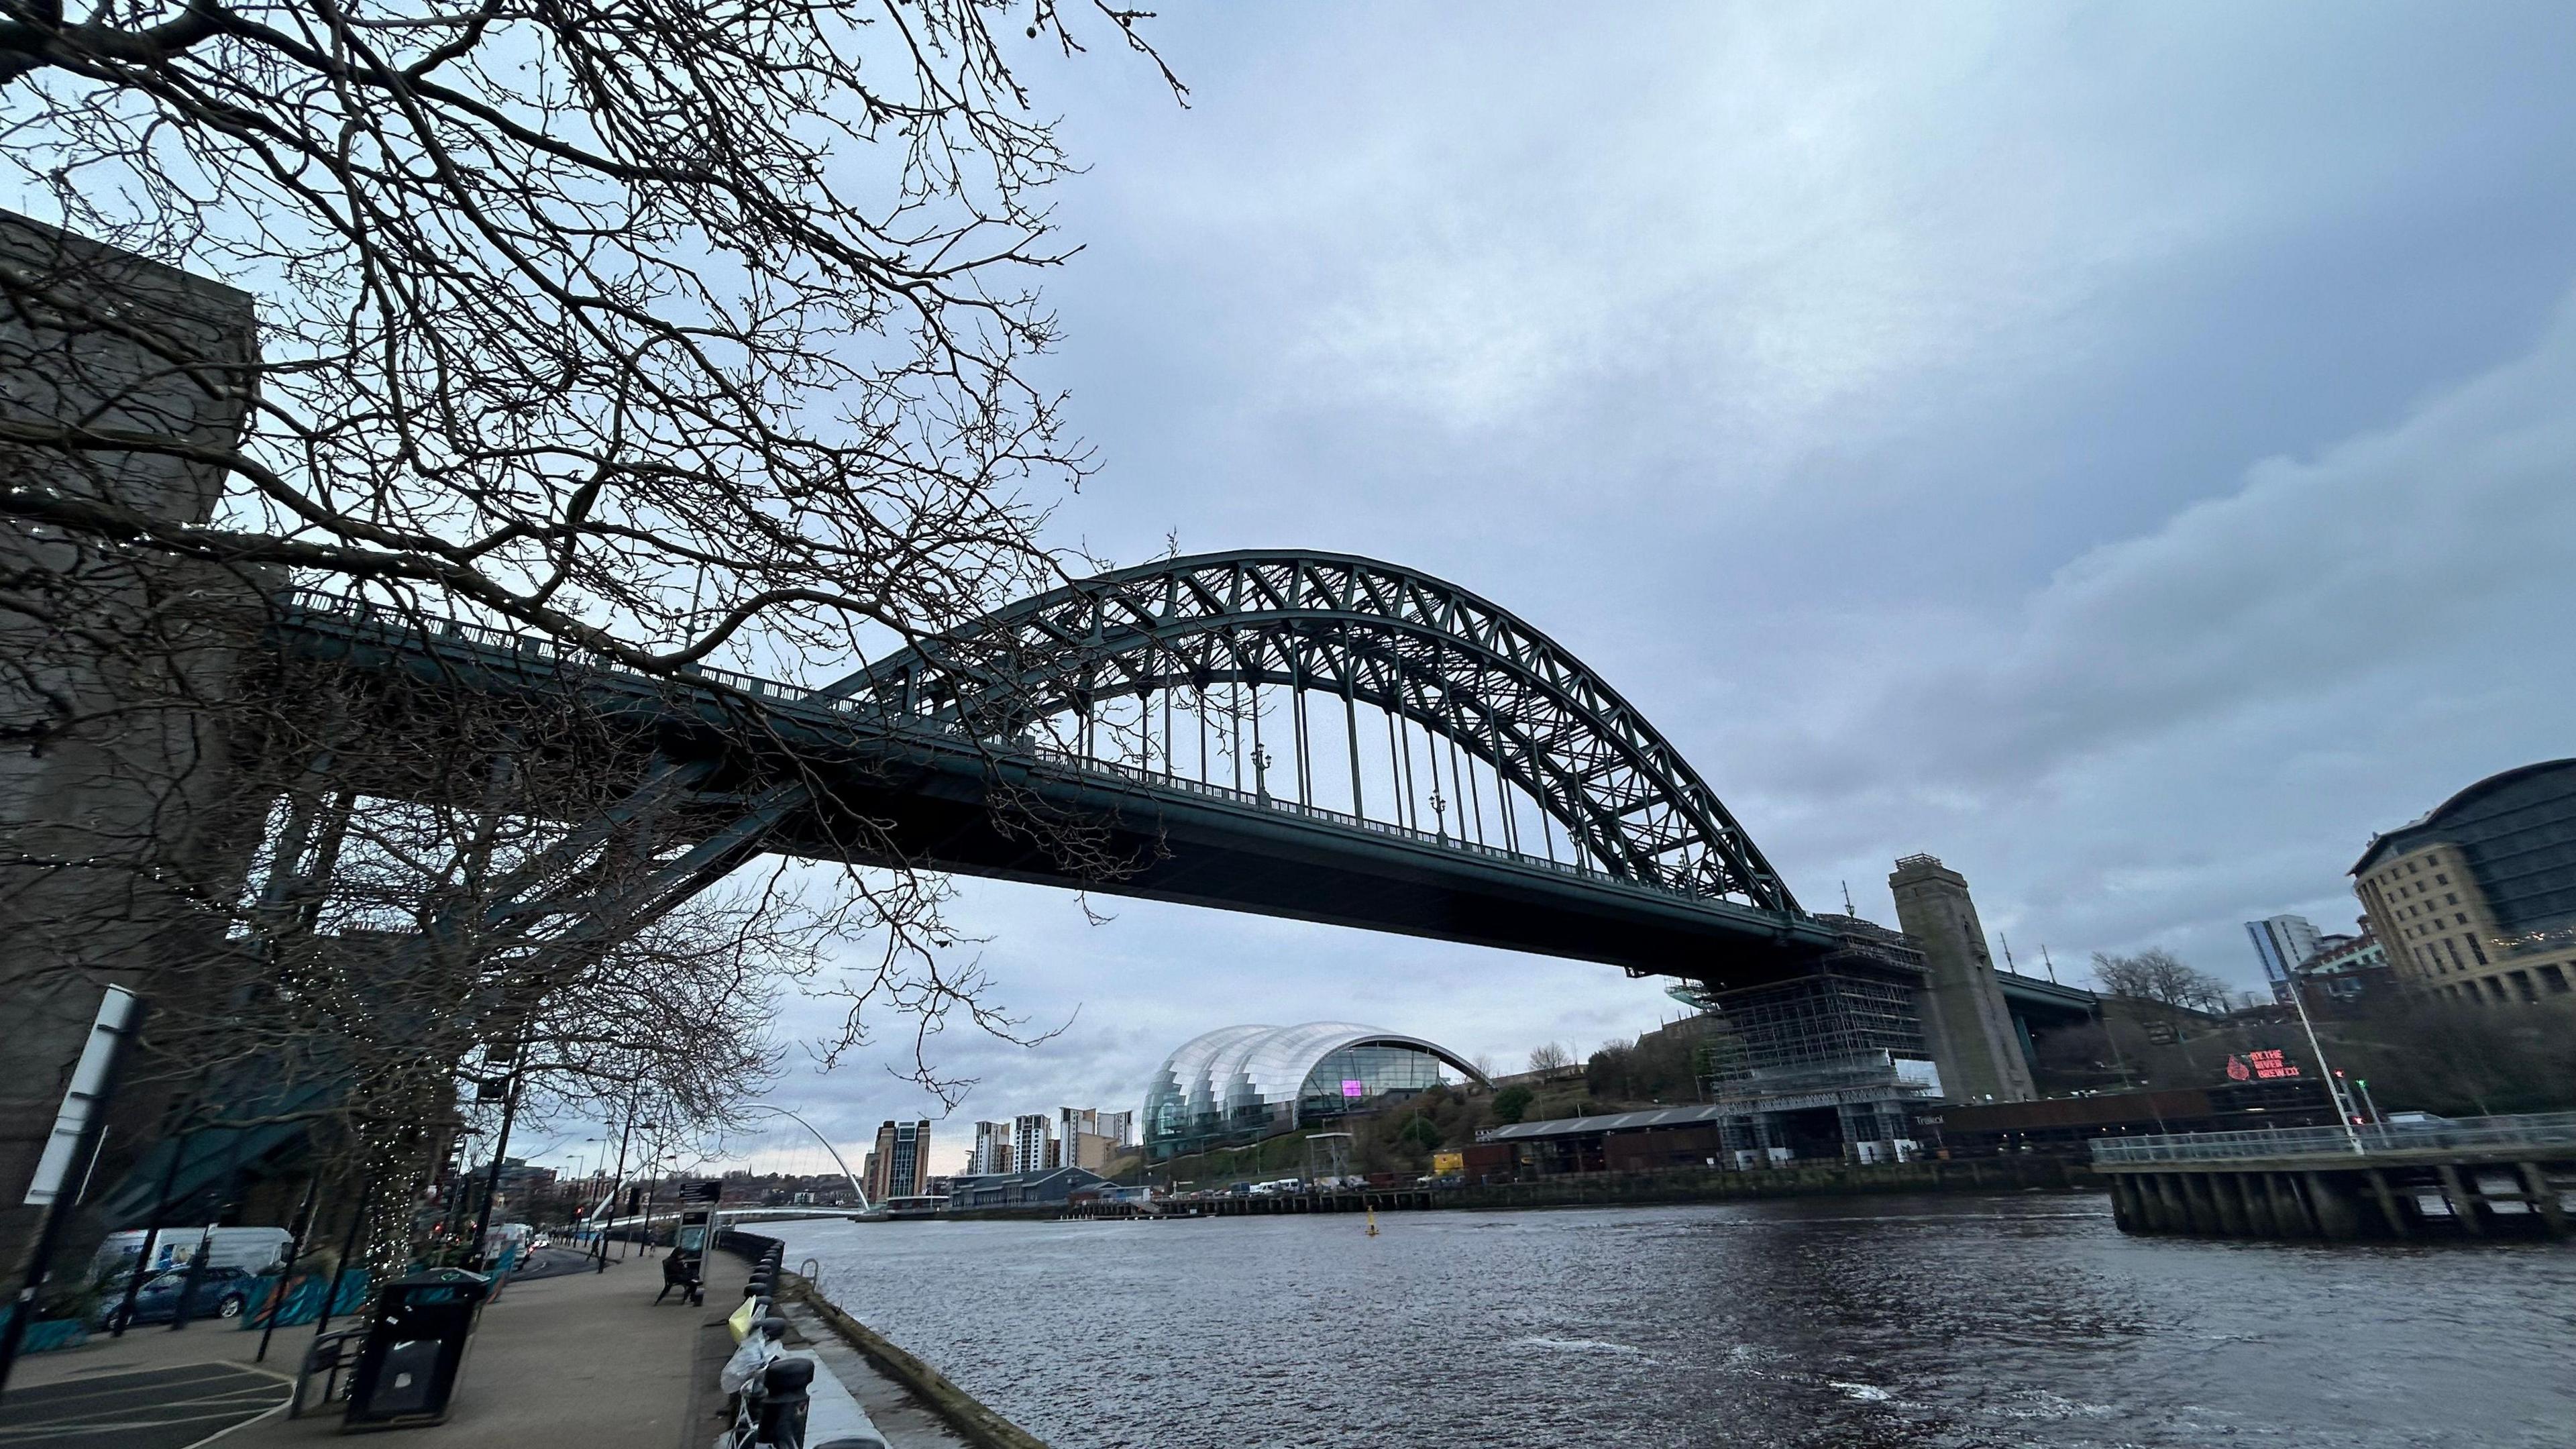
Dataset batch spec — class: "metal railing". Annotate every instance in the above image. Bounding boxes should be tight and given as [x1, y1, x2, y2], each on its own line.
[274, 586, 1770, 917]
[2087, 1111, 2576, 1164]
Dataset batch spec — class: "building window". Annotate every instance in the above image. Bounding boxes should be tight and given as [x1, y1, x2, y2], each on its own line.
[2445, 892, 2458, 904]
[2443, 939, 2465, 971]
[2455, 913, 2467, 926]
[2470, 940, 2489, 966]
[2436, 874, 2449, 885]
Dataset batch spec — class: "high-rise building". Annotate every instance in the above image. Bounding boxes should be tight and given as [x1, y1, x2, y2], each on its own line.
[2354, 759, 2576, 1004]
[2245, 915, 2323, 1004]
[863, 1120, 931, 1200]
[1010, 1114, 1053, 1179]
[968, 1120, 1015, 1175]
[1056, 1107, 1133, 1172]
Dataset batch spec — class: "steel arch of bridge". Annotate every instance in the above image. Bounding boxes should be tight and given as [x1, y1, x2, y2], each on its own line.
[823, 550, 1799, 915]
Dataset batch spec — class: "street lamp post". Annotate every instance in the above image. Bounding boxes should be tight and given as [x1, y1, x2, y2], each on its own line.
[2284, 972, 2365, 1152]
[596, 1112, 641, 1272]
[466, 1069, 523, 1271]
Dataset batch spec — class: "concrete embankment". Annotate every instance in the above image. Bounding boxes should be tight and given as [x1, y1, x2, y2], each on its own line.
[1079, 1157, 2083, 1221]
[721, 1233, 1044, 1449]
[1440, 1156, 2080, 1211]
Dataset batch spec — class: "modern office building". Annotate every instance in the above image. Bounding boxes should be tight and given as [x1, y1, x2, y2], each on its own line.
[2245, 914, 2324, 1004]
[2354, 759, 2576, 1004]
[1144, 1022, 1491, 1159]
[863, 1120, 930, 1201]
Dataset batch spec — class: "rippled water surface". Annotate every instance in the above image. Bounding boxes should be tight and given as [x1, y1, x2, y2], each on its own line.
[769, 1193, 2576, 1449]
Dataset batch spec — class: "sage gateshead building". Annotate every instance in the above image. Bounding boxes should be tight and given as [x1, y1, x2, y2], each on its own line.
[1144, 1022, 1490, 1159]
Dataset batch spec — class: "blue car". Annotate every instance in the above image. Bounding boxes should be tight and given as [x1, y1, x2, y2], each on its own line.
[99, 1265, 259, 1329]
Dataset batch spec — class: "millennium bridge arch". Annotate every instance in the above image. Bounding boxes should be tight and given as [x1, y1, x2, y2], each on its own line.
[278, 549, 1841, 987]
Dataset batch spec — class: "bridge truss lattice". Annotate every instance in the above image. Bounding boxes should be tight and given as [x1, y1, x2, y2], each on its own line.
[827, 551, 1799, 914]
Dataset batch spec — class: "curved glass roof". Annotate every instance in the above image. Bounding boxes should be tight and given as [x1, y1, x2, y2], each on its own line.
[1145, 1022, 1490, 1146]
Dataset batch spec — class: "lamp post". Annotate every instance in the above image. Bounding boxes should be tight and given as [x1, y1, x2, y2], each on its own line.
[2284, 971, 2365, 1152]
[596, 1112, 644, 1271]
[466, 1069, 523, 1272]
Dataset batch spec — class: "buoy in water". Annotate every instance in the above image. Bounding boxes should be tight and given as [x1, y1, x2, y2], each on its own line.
[1365, 1206, 1379, 1237]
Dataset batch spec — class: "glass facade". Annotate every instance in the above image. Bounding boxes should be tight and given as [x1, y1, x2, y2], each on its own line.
[1294, 1043, 1451, 1120]
[1144, 1022, 1486, 1159]
[2362, 759, 2576, 934]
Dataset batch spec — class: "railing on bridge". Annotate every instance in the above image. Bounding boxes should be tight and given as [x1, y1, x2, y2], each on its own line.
[2087, 1111, 2576, 1165]
[275, 586, 1760, 917]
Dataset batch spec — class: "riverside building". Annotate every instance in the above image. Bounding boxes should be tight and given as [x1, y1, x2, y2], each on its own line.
[864, 1120, 930, 1200]
[1011, 1114, 1055, 1175]
[2354, 759, 2576, 1005]
[1056, 1107, 1133, 1171]
[1143, 1023, 1489, 1159]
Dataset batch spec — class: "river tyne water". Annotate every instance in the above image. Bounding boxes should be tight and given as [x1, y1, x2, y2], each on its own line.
[770, 1193, 2575, 1449]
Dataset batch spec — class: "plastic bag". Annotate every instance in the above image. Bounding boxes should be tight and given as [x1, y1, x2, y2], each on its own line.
[718, 1333, 777, 1395]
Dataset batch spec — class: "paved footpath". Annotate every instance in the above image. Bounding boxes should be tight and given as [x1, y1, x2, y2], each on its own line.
[1, 1255, 706, 1449]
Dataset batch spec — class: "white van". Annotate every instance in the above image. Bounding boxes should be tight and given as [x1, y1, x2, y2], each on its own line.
[93, 1226, 292, 1284]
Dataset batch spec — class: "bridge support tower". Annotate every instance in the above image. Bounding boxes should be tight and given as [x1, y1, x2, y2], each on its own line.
[1888, 855, 2035, 1104]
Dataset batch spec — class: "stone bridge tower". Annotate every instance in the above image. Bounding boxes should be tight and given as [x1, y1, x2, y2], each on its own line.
[1888, 854, 2036, 1104]
[0, 211, 268, 1283]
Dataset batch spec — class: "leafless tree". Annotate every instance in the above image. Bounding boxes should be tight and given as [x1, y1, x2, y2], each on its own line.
[1527, 1041, 1574, 1074]
[0, 0, 1179, 672]
[0, 1, 1189, 1285]
[2090, 948, 2235, 1014]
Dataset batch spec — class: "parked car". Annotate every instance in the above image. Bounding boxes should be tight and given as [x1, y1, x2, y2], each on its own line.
[93, 1226, 289, 1283]
[98, 1265, 260, 1330]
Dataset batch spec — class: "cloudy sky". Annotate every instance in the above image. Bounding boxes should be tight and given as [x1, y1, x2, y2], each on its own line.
[625, 3, 2576, 1177]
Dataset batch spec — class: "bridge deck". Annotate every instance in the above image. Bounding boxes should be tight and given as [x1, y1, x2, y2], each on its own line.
[272, 597, 1841, 987]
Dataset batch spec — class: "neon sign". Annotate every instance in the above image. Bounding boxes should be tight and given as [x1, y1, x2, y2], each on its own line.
[2226, 1049, 2302, 1082]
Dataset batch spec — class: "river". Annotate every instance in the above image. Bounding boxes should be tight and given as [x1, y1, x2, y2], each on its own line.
[767, 1193, 2576, 1449]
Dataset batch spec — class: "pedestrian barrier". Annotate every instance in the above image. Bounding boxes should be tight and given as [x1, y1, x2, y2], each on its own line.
[246, 1268, 370, 1330]
[290, 1326, 368, 1417]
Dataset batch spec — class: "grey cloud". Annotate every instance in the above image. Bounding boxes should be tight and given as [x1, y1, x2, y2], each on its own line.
[694, 4, 2576, 1164]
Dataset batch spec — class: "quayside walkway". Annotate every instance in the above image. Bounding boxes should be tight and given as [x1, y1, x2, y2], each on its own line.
[2, 1257, 698, 1449]
[2090, 1111, 2576, 1241]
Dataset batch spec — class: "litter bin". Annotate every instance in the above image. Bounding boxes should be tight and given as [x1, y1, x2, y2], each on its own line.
[342, 1267, 492, 1430]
